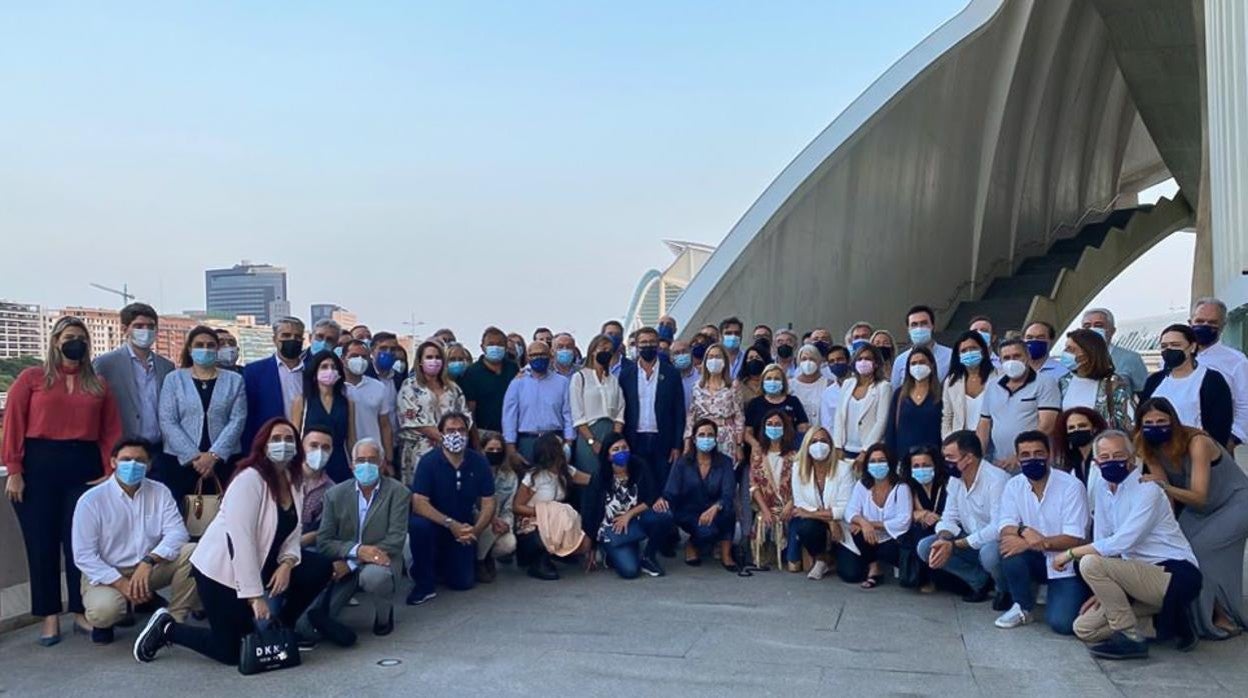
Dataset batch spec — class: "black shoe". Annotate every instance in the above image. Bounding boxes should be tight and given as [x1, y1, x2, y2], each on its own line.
[373, 609, 394, 637]
[527, 555, 560, 581]
[307, 607, 357, 648]
[91, 626, 115, 644]
[1174, 624, 1199, 653]
[133, 608, 173, 663]
[640, 556, 666, 577]
[134, 596, 168, 613]
[991, 591, 1012, 612]
[477, 557, 497, 584]
[1089, 631, 1150, 660]
[962, 585, 992, 603]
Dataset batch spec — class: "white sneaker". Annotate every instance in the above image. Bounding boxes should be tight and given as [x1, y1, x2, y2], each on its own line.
[807, 560, 829, 580]
[994, 603, 1033, 629]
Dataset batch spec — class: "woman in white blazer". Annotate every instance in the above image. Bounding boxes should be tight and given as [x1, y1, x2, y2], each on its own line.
[789, 426, 858, 580]
[157, 326, 248, 503]
[134, 417, 335, 666]
[940, 331, 998, 438]
[832, 345, 893, 465]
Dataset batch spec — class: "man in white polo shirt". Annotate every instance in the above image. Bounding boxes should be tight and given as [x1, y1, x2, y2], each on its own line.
[341, 340, 395, 474]
[977, 339, 1061, 470]
[1056, 430, 1202, 659]
[1191, 297, 1248, 446]
[994, 430, 1090, 634]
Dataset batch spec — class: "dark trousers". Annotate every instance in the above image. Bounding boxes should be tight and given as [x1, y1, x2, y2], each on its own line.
[790, 518, 831, 560]
[835, 533, 901, 583]
[1000, 550, 1088, 635]
[169, 554, 332, 665]
[408, 516, 476, 596]
[600, 510, 675, 578]
[13, 439, 101, 616]
[631, 432, 679, 552]
[674, 507, 734, 547]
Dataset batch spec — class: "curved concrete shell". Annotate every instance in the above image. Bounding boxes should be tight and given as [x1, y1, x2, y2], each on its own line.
[669, 0, 1171, 337]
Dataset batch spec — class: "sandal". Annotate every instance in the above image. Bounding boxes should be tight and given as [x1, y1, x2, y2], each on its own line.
[860, 575, 883, 589]
[685, 556, 702, 567]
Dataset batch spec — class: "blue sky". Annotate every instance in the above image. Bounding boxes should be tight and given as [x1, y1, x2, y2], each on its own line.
[1, 1, 1190, 343]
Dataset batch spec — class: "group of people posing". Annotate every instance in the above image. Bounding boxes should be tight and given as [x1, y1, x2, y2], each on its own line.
[3, 296, 1246, 667]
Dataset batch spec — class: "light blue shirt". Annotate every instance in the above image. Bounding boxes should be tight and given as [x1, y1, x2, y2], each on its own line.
[1036, 357, 1070, 380]
[501, 369, 575, 443]
[890, 343, 954, 386]
[1110, 344, 1148, 394]
[680, 370, 699, 411]
[127, 344, 162, 443]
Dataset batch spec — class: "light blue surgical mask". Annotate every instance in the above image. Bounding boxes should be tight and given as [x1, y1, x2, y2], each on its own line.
[555, 348, 575, 367]
[762, 379, 783, 396]
[695, 435, 717, 453]
[763, 424, 784, 441]
[958, 351, 982, 368]
[867, 462, 890, 480]
[1059, 351, 1079, 371]
[115, 459, 147, 486]
[908, 327, 933, 346]
[850, 339, 869, 354]
[191, 348, 218, 367]
[978, 330, 992, 347]
[722, 334, 741, 350]
[310, 339, 329, 355]
[353, 461, 380, 487]
[911, 466, 935, 485]
[673, 353, 692, 370]
[1088, 327, 1107, 339]
[130, 327, 156, 349]
[448, 360, 468, 378]
[484, 345, 507, 363]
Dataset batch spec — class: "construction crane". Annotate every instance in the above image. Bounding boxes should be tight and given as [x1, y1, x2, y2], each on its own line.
[89, 282, 134, 306]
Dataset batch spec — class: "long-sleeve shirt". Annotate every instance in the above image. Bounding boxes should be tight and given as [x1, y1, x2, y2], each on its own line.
[501, 369, 575, 443]
[935, 460, 1010, 549]
[663, 454, 735, 516]
[568, 368, 625, 427]
[844, 481, 913, 542]
[1195, 341, 1248, 442]
[1, 366, 122, 475]
[72, 477, 189, 585]
[790, 460, 856, 519]
[1091, 468, 1197, 565]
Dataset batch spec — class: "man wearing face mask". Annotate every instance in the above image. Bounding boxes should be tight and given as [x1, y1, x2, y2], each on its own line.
[299, 426, 337, 548]
[719, 316, 746, 379]
[241, 315, 306, 449]
[501, 341, 575, 466]
[1058, 430, 1202, 659]
[306, 319, 342, 368]
[600, 320, 632, 377]
[1022, 321, 1070, 379]
[619, 327, 687, 512]
[308, 438, 408, 638]
[341, 340, 395, 472]
[94, 303, 176, 479]
[843, 322, 874, 356]
[1190, 296, 1248, 446]
[994, 431, 1090, 634]
[919, 431, 1010, 607]
[72, 439, 196, 645]
[977, 339, 1061, 470]
[890, 305, 954, 386]
[460, 326, 520, 434]
[213, 329, 242, 373]
[657, 315, 678, 343]
[671, 339, 698, 409]
[818, 345, 852, 434]
[350, 324, 372, 347]
[773, 330, 799, 378]
[552, 332, 579, 377]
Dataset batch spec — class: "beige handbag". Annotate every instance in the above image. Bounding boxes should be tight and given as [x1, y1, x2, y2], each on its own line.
[184, 474, 224, 539]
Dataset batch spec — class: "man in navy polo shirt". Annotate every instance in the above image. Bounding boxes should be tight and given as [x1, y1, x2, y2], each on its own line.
[407, 412, 496, 606]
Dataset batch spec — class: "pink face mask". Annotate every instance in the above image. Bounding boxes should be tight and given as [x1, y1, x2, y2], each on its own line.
[317, 368, 339, 386]
[422, 358, 444, 376]
[854, 359, 875, 376]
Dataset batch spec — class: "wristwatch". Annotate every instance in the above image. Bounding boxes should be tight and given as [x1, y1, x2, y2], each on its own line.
[587, 437, 596, 446]
[140, 554, 157, 566]
[443, 516, 456, 528]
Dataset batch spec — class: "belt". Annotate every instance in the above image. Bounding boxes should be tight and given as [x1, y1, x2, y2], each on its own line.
[517, 431, 557, 438]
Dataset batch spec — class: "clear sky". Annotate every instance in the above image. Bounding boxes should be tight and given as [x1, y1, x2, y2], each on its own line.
[1, 1, 1189, 345]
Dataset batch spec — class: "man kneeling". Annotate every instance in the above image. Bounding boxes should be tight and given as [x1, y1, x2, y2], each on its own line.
[1053, 430, 1202, 659]
[72, 439, 198, 644]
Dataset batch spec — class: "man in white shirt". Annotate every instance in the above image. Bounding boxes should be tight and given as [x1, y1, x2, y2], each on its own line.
[920, 431, 1010, 605]
[1055, 430, 1202, 659]
[993, 430, 1090, 634]
[341, 340, 395, 472]
[891, 305, 954, 386]
[72, 439, 196, 644]
[1191, 296, 1248, 445]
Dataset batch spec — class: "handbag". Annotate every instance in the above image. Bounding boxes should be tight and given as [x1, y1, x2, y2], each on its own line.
[238, 619, 302, 675]
[184, 474, 223, 539]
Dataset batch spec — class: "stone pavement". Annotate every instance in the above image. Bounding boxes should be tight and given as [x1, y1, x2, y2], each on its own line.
[2, 560, 1245, 697]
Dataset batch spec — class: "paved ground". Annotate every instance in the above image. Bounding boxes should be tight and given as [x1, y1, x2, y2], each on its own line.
[2, 560, 1246, 697]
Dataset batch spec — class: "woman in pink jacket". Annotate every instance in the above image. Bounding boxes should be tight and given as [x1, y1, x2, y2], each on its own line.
[132, 417, 335, 665]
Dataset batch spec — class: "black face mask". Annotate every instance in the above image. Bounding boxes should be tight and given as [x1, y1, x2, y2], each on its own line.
[878, 346, 894, 361]
[776, 344, 794, 360]
[61, 338, 88, 361]
[278, 339, 303, 360]
[1161, 348, 1188, 370]
[813, 341, 831, 357]
[1066, 430, 1094, 449]
[595, 350, 613, 368]
[638, 346, 658, 363]
[485, 451, 506, 467]
[753, 338, 772, 356]
[744, 359, 766, 377]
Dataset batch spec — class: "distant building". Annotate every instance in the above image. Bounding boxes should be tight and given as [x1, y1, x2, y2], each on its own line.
[1113, 310, 1187, 373]
[154, 314, 200, 363]
[44, 307, 123, 358]
[310, 303, 358, 330]
[201, 315, 276, 364]
[0, 301, 44, 359]
[205, 261, 289, 325]
[624, 241, 715, 332]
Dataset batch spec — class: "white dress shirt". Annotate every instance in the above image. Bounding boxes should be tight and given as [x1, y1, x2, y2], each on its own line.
[72, 477, 189, 585]
[636, 362, 659, 433]
[997, 469, 1090, 579]
[844, 481, 913, 542]
[276, 355, 304, 420]
[935, 460, 1010, 549]
[1197, 341, 1248, 441]
[569, 368, 625, 427]
[791, 459, 856, 519]
[1091, 468, 1197, 565]
[819, 381, 842, 434]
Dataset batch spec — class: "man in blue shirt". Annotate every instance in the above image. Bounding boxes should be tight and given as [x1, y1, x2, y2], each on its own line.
[407, 413, 496, 606]
[502, 341, 575, 466]
[890, 304, 954, 386]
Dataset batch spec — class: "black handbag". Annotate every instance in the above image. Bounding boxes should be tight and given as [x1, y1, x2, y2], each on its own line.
[238, 620, 302, 675]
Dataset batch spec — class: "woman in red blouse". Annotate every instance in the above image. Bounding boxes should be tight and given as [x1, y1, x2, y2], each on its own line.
[3, 316, 122, 645]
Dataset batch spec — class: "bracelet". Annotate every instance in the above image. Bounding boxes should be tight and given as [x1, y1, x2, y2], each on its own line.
[1066, 548, 1077, 561]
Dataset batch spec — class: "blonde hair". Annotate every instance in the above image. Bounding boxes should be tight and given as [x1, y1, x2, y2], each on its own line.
[761, 363, 791, 395]
[699, 342, 732, 388]
[413, 340, 450, 388]
[797, 426, 837, 485]
[45, 316, 104, 395]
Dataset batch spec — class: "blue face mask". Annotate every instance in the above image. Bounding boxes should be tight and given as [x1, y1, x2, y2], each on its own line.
[555, 348, 575, 367]
[657, 325, 675, 341]
[763, 424, 784, 441]
[959, 351, 982, 368]
[762, 379, 783, 396]
[978, 330, 993, 348]
[1025, 339, 1049, 361]
[608, 334, 622, 350]
[722, 334, 741, 350]
[333, 346, 344, 358]
[375, 351, 397, 372]
[353, 461, 380, 487]
[867, 462, 890, 481]
[1191, 323, 1219, 347]
[1141, 424, 1173, 445]
[1058, 351, 1079, 371]
[911, 466, 935, 485]
[908, 327, 932, 346]
[529, 357, 550, 374]
[610, 450, 630, 467]
[695, 435, 718, 453]
[673, 353, 692, 370]
[691, 344, 708, 361]
[1088, 327, 1107, 339]
[1098, 459, 1130, 484]
[484, 345, 507, 363]
[1019, 458, 1048, 481]
[115, 459, 147, 486]
[829, 362, 849, 378]
[191, 348, 218, 367]
[850, 339, 869, 355]
[448, 360, 468, 378]
[310, 339, 329, 355]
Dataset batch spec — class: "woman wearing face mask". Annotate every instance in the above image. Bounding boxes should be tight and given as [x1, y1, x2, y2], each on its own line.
[833, 345, 893, 476]
[750, 410, 798, 571]
[570, 334, 626, 470]
[885, 346, 943, 460]
[685, 343, 744, 464]
[1136, 397, 1248, 639]
[134, 418, 336, 666]
[870, 330, 898, 377]
[445, 343, 473, 382]
[3, 316, 122, 645]
[734, 343, 769, 408]
[475, 432, 517, 583]
[790, 345, 829, 429]
[389, 346, 410, 391]
[744, 365, 810, 462]
[586, 433, 672, 579]
[291, 351, 355, 483]
[512, 434, 593, 580]
[1057, 329, 1134, 431]
[397, 340, 472, 485]
[838, 443, 913, 588]
[790, 427, 855, 580]
[665, 420, 738, 569]
[898, 445, 947, 592]
[299, 425, 336, 547]
[1141, 324, 1234, 448]
[1052, 407, 1108, 496]
[158, 326, 247, 505]
[941, 331, 997, 438]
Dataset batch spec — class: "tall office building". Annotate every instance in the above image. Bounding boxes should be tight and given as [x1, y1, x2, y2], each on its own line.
[205, 261, 289, 325]
[0, 300, 44, 359]
[310, 303, 358, 329]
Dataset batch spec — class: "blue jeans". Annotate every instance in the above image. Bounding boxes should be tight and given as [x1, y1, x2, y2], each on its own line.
[916, 533, 1001, 593]
[599, 510, 675, 578]
[999, 550, 1088, 635]
[408, 516, 476, 597]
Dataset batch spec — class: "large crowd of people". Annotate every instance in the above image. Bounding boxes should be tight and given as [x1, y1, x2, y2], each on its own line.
[3, 298, 1247, 668]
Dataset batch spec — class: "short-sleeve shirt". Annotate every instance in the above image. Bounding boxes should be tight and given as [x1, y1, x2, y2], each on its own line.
[744, 395, 809, 434]
[345, 376, 393, 446]
[412, 449, 495, 523]
[459, 358, 519, 432]
[996, 468, 1089, 579]
[979, 370, 1061, 460]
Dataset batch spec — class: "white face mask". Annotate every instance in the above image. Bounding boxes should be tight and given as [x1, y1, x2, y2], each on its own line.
[266, 441, 296, 464]
[346, 356, 370, 376]
[305, 447, 330, 471]
[131, 327, 156, 349]
[393, 360, 407, 374]
[626, 346, 638, 361]
[808, 442, 832, 461]
[1002, 359, 1027, 379]
[705, 357, 725, 375]
[218, 346, 239, 365]
[909, 364, 932, 382]
[799, 360, 819, 376]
